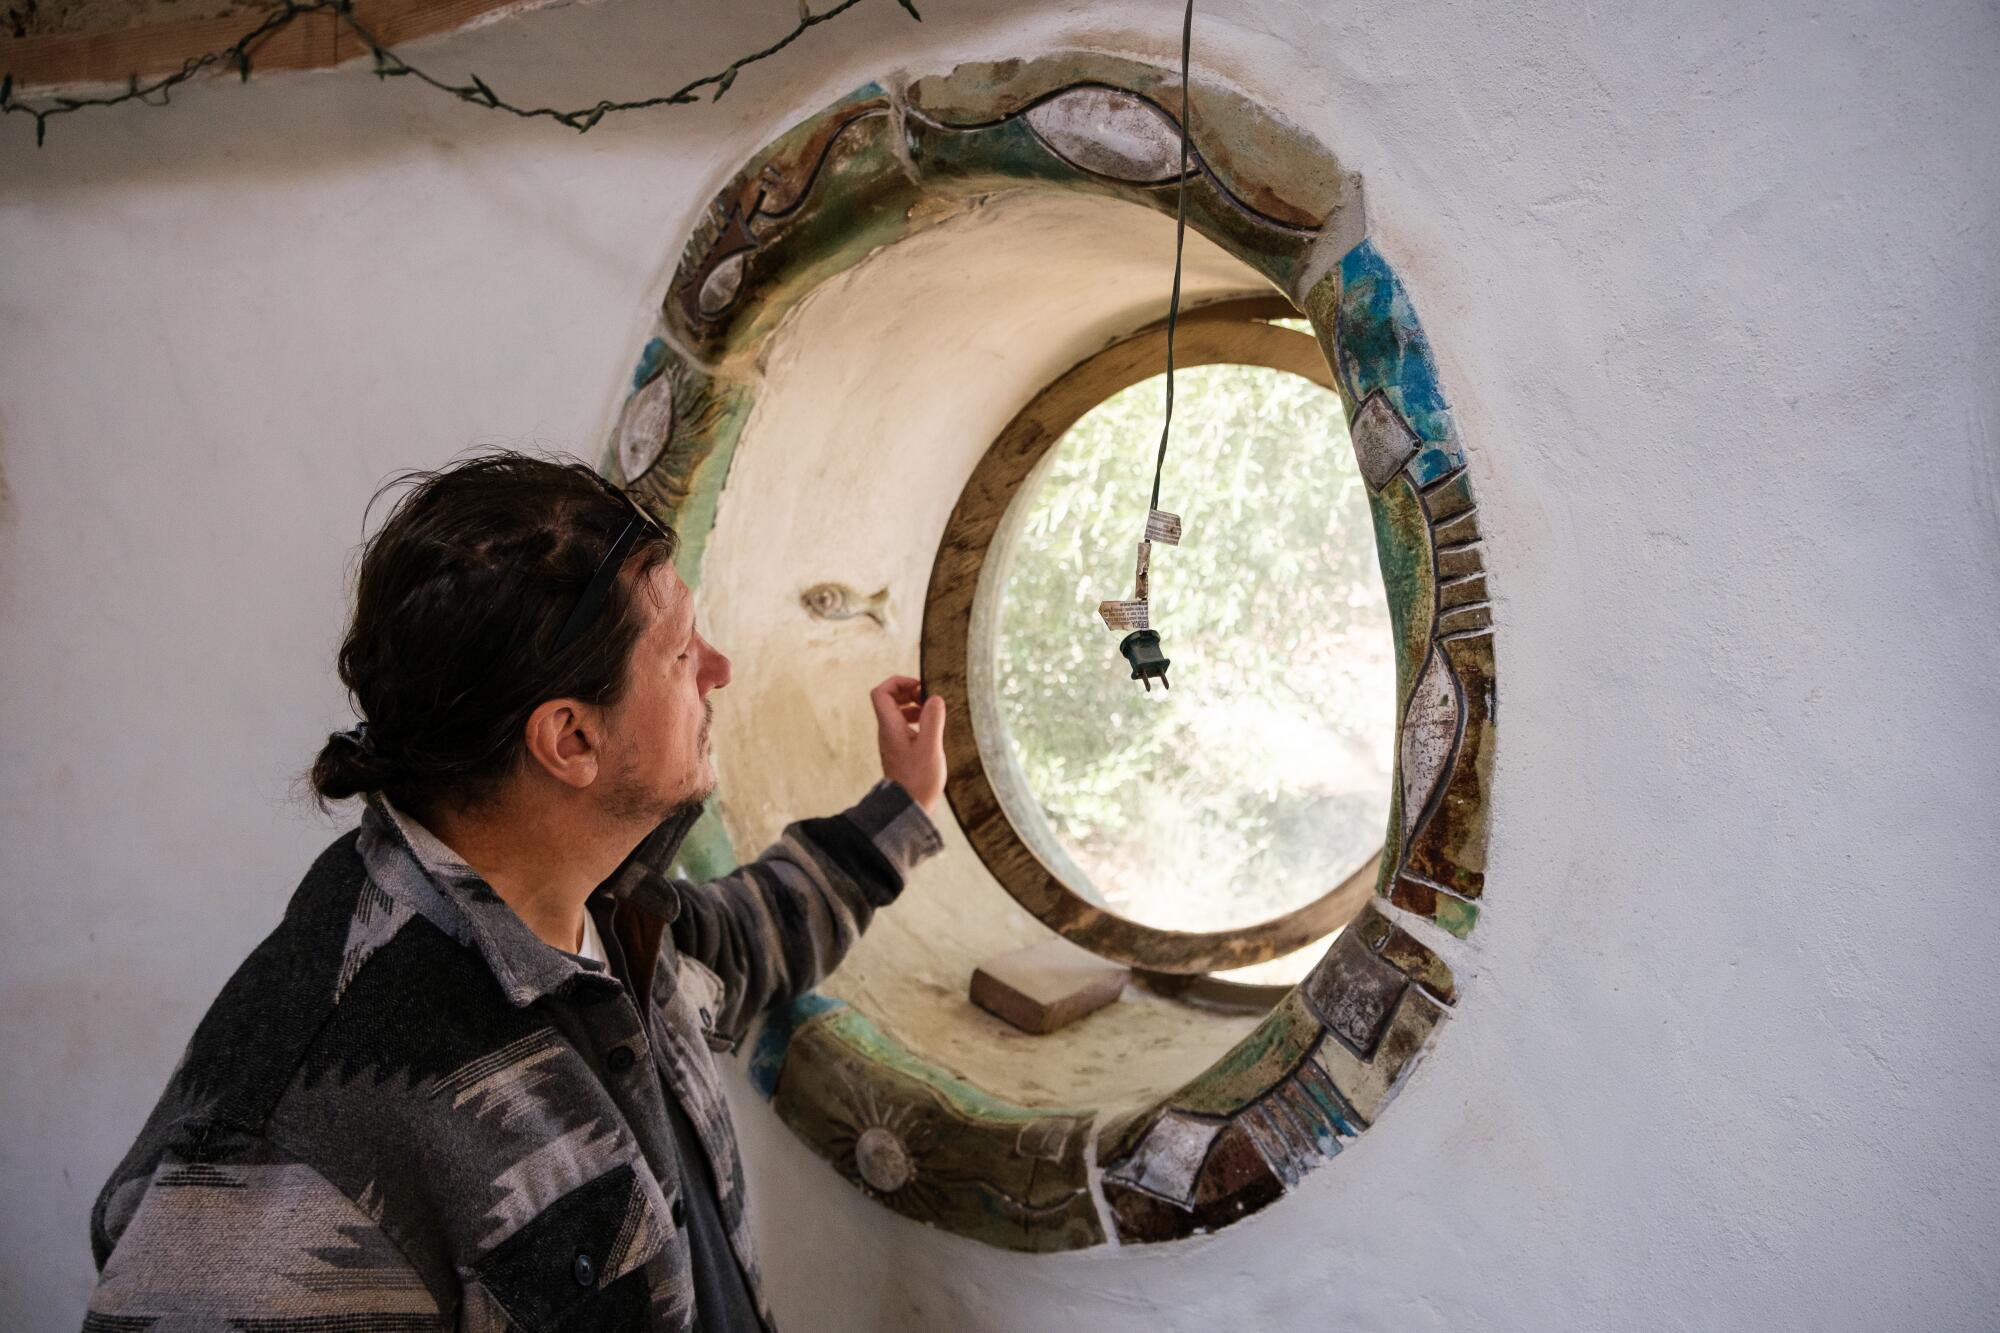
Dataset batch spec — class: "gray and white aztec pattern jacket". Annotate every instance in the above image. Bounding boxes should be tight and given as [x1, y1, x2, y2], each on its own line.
[86, 781, 941, 1331]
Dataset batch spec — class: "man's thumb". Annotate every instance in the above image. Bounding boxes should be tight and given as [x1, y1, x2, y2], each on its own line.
[918, 694, 946, 748]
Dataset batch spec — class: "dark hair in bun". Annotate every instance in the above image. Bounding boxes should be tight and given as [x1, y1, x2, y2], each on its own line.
[309, 451, 677, 817]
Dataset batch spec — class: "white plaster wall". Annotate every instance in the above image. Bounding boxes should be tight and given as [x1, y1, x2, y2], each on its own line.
[2, 0, 1995, 1328]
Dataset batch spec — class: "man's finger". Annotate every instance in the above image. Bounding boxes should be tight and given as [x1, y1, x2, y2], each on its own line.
[870, 682, 907, 742]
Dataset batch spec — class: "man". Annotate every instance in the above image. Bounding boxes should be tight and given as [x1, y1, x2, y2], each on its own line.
[86, 452, 946, 1330]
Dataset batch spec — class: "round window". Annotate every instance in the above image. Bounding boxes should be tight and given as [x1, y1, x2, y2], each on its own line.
[926, 307, 1393, 975]
[996, 360, 1391, 938]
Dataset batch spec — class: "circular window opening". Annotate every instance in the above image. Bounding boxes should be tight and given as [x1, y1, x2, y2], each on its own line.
[928, 307, 1394, 979]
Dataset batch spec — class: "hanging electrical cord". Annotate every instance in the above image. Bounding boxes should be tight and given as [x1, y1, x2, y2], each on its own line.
[1151, 0, 1196, 516]
[1098, 0, 1196, 691]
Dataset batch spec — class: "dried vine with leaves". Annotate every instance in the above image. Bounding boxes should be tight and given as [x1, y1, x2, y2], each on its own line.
[1, 0, 919, 146]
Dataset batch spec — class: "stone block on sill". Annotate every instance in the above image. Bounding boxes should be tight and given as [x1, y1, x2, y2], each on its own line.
[971, 937, 1128, 1035]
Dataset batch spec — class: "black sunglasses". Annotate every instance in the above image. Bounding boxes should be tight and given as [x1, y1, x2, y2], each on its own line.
[551, 491, 673, 655]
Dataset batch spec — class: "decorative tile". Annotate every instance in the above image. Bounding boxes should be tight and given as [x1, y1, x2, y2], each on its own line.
[615, 361, 675, 484]
[903, 101, 1313, 294]
[1403, 627, 1495, 902]
[1438, 572, 1489, 610]
[1400, 648, 1461, 845]
[1161, 988, 1324, 1117]
[1309, 985, 1446, 1124]
[1349, 390, 1421, 490]
[1326, 240, 1462, 455]
[618, 348, 757, 585]
[772, 1008, 1102, 1253]
[1366, 473, 1436, 730]
[1436, 543, 1486, 581]
[1407, 443, 1465, 488]
[1420, 467, 1476, 524]
[905, 54, 1360, 233]
[1389, 875, 1480, 939]
[1377, 937, 1456, 1007]
[1303, 930, 1410, 1057]
[1023, 85, 1188, 184]
[1094, 989, 1321, 1175]
[1237, 1050, 1362, 1186]
[1102, 1110, 1224, 1207]
[1341, 904, 1457, 1004]
[1345, 908, 1393, 952]
[1430, 507, 1481, 548]
[662, 84, 935, 367]
[1436, 602, 1494, 636]
[1105, 1121, 1286, 1245]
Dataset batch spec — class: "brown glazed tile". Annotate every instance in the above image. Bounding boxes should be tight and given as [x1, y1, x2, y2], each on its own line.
[1346, 907, 1393, 952]
[1104, 1179, 1200, 1244]
[1438, 573, 1490, 610]
[1389, 875, 1480, 939]
[1403, 627, 1495, 903]
[1435, 602, 1494, 636]
[1377, 928, 1457, 1006]
[1429, 507, 1482, 548]
[1346, 903, 1456, 1005]
[1191, 1122, 1288, 1216]
[662, 83, 934, 368]
[1311, 986, 1446, 1124]
[1303, 930, 1410, 1058]
[1419, 467, 1476, 524]
[1105, 1121, 1287, 1245]
[1435, 543, 1486, 580]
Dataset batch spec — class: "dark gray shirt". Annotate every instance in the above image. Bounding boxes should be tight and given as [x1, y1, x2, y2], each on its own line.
[593, 893, 762, 1332]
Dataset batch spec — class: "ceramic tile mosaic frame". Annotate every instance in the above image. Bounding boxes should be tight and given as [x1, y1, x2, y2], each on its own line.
[603, 52, 1494, 1251]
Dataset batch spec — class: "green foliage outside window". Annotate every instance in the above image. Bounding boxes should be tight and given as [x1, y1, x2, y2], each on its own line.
[993, 360, 1393, 935]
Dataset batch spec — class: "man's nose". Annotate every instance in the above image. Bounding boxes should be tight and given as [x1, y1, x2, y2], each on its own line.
[701, 642, 732, 693]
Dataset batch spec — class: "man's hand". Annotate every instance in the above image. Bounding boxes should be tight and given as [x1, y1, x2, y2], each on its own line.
[870, 676, 946, 817]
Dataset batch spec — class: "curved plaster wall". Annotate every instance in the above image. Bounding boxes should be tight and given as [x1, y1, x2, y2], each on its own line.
[2, 0, 1996, 1326]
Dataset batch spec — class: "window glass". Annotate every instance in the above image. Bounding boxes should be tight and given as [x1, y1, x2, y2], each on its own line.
[994, 359, 1393, 938]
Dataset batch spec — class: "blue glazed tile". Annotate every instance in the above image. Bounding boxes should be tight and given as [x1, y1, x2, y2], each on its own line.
[1335, 240, 1458, 448]
[1407, 443, 1466, 487]
[630, 337, 669, 396]
[748, 990, 845, 1098]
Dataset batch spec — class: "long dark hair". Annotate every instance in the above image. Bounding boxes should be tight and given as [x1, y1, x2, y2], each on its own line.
[310, 451, 677, 816]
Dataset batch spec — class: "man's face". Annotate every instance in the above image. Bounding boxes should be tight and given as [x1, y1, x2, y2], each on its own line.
[599, 561, 732, 824]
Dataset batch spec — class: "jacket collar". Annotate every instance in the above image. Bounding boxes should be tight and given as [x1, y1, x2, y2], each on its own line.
[356, 796, 699, 1009]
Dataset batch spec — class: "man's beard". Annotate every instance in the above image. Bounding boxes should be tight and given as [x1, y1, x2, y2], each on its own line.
[604, 699, 714, 826]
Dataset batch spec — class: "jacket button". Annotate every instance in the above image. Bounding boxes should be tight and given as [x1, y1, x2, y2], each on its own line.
[606, 1045, 637, 1073]
[671, 1194, 687, 1226]
[573, 1251, 595, 1287]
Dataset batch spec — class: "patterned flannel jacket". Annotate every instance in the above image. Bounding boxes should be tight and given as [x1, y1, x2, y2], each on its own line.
[87, 781, 941, 1331]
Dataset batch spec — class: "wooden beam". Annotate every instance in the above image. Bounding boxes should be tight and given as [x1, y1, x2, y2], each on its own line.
[3, 0, 550, 94]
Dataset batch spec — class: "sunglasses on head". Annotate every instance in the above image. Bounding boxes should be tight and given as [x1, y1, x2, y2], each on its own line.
[550, 487, 673, 655]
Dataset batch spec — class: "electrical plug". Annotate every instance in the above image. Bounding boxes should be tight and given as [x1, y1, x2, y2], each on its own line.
[1118, 629, 1172, 691]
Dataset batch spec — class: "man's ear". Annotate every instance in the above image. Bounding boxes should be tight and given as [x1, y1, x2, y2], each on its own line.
[522, 697, 602, 791]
